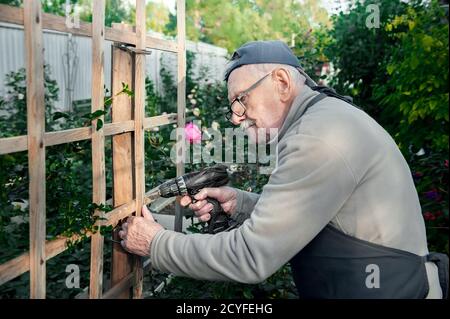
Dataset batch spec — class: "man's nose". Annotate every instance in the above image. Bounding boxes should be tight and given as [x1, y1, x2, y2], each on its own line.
[231, 113, 246, 126]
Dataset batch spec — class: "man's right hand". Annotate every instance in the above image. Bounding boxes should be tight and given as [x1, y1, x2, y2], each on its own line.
[180, 187, 238, 222]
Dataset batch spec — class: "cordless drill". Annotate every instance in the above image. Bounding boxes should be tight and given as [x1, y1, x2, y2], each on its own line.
[149, 164, 238, 234]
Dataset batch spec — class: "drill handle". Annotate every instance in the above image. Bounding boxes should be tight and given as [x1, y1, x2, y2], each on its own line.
[204, 197, 237, 234]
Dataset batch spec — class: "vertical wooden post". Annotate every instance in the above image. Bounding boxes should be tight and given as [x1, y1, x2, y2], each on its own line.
[110, 23, 134, 299]
[174, 0, 186, 233]
[132, 0, 146, 299]
[24, 0, 46, 299]
[89, 0, 106, 299]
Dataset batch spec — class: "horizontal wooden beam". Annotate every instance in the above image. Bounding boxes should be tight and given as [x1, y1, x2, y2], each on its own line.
[0, 186, 168, 286]
[0, 4, 178, 52]
[0, 114, 177, 155]
[0, 3, 23, 25]
[144, 113, 178, 129]
[101, 258, 152, 299]
[0, 135, 28, 155]
[101, 272, 133, 299]
[0, 233, 80, 286]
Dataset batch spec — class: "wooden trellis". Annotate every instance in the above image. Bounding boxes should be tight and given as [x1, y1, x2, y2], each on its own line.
[0, 0, 186, 299]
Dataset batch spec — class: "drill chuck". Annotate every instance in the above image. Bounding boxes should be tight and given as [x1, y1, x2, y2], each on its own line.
[159, 176, 187, 197]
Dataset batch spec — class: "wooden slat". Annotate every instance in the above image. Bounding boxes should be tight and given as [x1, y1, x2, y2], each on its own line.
[102, 272, 133, 299]
[110, 23, 134, 299]
[143, 113, 178, 129]
[0, 4, 23, 25]
[89, 0, 106, 299]
[102, 258, 152, 299]
[42, 11, 91, 37]
[0, 4, 178, 52]
[104, 120, 135, 136]
[0, 115, 176, 155]
[146, 36, 178, 53]
[45, 126, 92, 147]
[0, 135, 28, 155]
[132, 0, 147, 300]
[105, 200, 136, 229]
[174, 0, 187, 233]
[0, 188, 162, 286]
[24, 0, 46, 299]
[0, 233, 77, 286]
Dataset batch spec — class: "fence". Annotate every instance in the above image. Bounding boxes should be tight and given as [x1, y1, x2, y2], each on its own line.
[0, 21, 228, 111]
[0, 0, 186, 299]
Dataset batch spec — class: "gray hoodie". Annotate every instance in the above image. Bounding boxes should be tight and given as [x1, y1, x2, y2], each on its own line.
[150, 85, 442, 298]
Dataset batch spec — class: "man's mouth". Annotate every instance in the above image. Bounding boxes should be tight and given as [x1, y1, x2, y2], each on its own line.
[240, 119, 257, 130]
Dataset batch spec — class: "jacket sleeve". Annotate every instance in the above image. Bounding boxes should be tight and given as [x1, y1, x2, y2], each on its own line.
[230, 189, 260, 224]
[150, 133, 357, 283]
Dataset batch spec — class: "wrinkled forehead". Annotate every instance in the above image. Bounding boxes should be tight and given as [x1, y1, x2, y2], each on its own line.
[226, 66, 258, 102]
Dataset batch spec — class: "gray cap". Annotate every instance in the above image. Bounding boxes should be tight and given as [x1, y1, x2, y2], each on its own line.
[224, 40, 302, 81]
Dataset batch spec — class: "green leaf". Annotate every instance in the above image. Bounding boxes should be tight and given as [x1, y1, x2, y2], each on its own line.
[429, 100, 438, 111]
[419, 83, 427, 91]
[387, 65, 395, 75]
[120, 82, 134, 97]
[81, 112, 93, 119]
[96, 119, 103, 131]
[52, 112, 70, 121]
[104, 98, 113, 107]
[410, 56, 419, 70]
[243, 289, 253, 299]
[422, 35, 434, 52]
[91, 109, 107, 118]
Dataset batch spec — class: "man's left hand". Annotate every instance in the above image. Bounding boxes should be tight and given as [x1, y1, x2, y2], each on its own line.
[118, 205, 164, 257]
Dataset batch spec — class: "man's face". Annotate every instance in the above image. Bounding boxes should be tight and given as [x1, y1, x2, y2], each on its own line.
[227, 66, 289, 142]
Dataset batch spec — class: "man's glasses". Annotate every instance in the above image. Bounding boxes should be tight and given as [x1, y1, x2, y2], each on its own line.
[225, 71, 273, 121]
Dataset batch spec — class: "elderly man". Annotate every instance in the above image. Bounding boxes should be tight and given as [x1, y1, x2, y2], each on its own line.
[119, 40, 447, 299]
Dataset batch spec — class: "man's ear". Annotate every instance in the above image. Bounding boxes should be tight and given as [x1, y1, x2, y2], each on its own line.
[273, 68, 292, 102]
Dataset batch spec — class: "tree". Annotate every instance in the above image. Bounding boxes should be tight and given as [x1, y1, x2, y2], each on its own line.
[77, 0, 133, 27]
[325, 0, 409, 116]
[373, 1, 449, 152]
[176, 0, 331, 52]
[129, 1, 171, 33]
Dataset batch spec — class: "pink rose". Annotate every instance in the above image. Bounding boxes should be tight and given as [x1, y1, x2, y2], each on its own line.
[185, 122, 202, 144]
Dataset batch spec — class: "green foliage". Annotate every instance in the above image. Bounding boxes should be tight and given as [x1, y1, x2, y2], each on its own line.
[0, 65, 59, 137]
[0, 68, 115, 298]
[373, 2, 449, 152]
[410, 150, 449, 255]
[0, 0, 21, 6]
[292, 26, 333, 83]
[325, 0, 408, 113]
[182, 0, 330, 52]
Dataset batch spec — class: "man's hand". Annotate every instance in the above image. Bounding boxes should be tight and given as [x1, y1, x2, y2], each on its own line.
[180, 186, 238, 222]
[118, 205, 164, 257]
